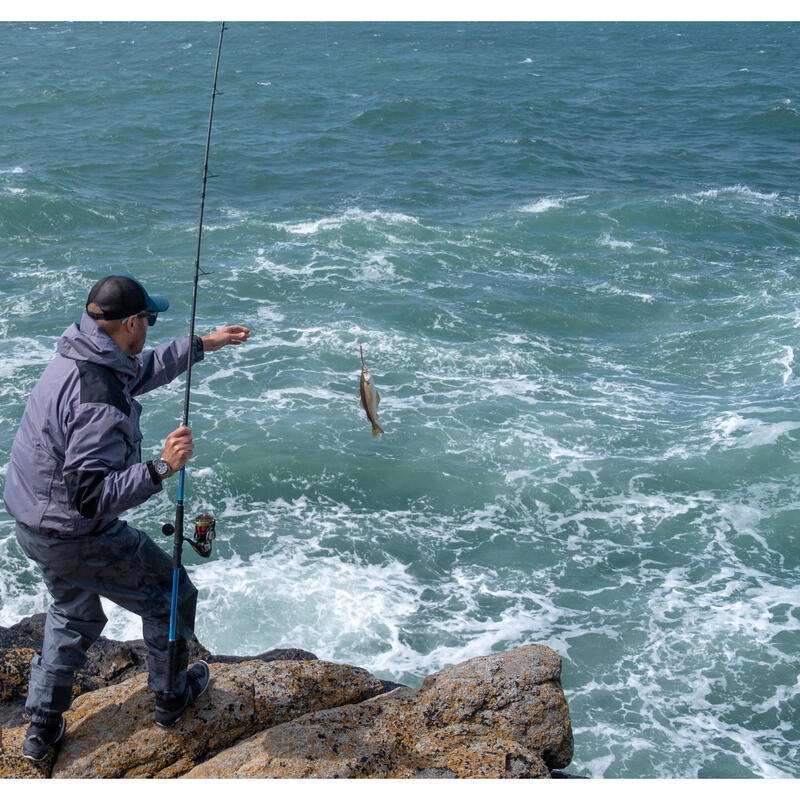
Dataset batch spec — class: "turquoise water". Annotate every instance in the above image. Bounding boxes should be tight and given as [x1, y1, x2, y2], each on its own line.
[1, 22, 799, 777]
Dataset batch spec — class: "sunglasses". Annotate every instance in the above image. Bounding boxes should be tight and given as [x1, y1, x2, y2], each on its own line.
[122, 310, 158, 327]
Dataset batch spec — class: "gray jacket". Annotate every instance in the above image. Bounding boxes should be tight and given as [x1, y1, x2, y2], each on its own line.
[3, 313, 204, 535]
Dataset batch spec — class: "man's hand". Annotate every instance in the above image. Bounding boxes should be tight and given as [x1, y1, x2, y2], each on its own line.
[201, 325, 251, 352]
[161, 426, 194, 476]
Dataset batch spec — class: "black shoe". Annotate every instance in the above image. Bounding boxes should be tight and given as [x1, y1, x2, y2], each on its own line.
[155, 661, 211, 728]
[22, 717, 66, 763]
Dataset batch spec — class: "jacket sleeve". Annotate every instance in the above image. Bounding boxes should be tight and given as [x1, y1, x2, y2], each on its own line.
[130, 336, 205, 397]
[62, 403, 162, 520]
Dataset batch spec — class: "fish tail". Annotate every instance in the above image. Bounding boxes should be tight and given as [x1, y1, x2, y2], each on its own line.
[372, 422, 385, 436]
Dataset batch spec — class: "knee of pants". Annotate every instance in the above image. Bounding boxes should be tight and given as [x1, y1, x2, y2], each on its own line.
[148, 567, 197, 627]
[49, 596, 107, 632]
[44, 593, 107, 661]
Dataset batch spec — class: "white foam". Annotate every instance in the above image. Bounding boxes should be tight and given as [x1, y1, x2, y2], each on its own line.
[219, 205, 249, 221]
[193, 537, 422, 669]
[598, 233, 634, 249]
[521, 197, 563, 214]
[775, 344, 794, 384]
[690, 185, 779, 202]
[578, 753, 616, 779]
[274, 208, 419, 236]
[710, 411, 800, 450]
[360, 250, 402, 283]
[752, 676, 800, 715]
[255, 305, 285, 324]
[520, 194, 588, 214]
[587, 281, 654, 302]
[98, 601, 145, 642]
[0, 337, 57, 381]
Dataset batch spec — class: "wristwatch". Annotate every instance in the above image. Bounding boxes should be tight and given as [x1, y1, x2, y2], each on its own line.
[147, 458, 171, 483]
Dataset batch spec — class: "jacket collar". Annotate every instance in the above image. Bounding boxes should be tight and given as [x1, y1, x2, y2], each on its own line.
[57, 313, 140, 379]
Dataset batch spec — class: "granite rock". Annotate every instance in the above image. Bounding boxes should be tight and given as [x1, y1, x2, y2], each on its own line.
[0, 614, 317, 728]
[1, 659, 382, 779]
[1, 616, 574, 780]
[184, 645, 573, 779]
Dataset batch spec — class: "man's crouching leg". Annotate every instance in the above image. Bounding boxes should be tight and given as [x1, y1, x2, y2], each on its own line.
[15, 524, 107, 762]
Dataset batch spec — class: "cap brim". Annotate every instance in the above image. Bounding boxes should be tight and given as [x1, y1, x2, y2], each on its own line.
[119, 273, 170, 313]
[144, 293, 169, 313]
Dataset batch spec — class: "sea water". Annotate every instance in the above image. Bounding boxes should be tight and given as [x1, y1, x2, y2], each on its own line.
[0, 22, 798, 778]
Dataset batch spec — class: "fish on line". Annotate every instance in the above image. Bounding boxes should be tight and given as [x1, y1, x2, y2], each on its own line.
[359, 345, 384, 436]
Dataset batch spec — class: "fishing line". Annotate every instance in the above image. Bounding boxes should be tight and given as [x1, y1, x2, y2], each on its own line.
[163, 21, 226, 693]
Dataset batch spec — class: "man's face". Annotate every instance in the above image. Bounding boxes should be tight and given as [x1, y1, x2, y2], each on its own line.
[118, 313, 149, 356]
[130, 314, 149, 355]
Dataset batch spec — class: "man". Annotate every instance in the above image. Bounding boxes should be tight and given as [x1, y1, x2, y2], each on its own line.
[3, 274, 250, 762]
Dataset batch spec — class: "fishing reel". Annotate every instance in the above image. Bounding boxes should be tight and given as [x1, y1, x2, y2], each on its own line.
[162, 513, 216, 558]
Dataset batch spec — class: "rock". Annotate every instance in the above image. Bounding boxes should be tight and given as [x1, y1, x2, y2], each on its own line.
[1, 615, 575, 779]
[0, 648, 35, 704]
[185, 644, 573, 779]
[0, 659, 383, 779]
[0, 614, 317, 710]
[0, 615, 48, 650]
[0, 614, 208, 705]
[0, 697, 26, 729]
[209, 649, 317, 664]
[0, 724, 53, 779]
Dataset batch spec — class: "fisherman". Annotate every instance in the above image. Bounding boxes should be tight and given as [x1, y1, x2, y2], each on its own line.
[3, 274, 250, 762]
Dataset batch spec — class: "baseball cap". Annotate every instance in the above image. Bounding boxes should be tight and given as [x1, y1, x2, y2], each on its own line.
[86, 274, 169, 323]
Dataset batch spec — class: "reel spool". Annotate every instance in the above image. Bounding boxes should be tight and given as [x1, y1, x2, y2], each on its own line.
[193, 513, 216, 557]
[162, 513, 216, 558]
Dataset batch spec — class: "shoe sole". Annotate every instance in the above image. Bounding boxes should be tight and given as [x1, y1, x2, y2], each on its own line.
[22, 718, 66, 763]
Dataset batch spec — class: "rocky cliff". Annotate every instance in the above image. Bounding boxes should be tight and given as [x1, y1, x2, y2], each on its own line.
[0, 614, 575, 779]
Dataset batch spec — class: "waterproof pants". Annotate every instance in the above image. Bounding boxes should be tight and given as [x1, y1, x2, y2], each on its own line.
[15, 519, 197, 725]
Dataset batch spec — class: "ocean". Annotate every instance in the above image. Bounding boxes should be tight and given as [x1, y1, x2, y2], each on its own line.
[0, 21, 798, 778]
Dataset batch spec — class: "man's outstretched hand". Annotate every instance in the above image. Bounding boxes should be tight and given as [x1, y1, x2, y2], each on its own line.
[201, 325, 251, 352]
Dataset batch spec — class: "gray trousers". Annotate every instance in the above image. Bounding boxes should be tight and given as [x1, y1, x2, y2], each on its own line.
[15, 519, 197, 725]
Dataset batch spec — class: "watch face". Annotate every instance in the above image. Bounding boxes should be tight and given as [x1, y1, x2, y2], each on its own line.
[154, 459, 170, 476]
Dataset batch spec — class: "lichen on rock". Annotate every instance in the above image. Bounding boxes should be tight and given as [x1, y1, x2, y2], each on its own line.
[185, 645, 573, 779]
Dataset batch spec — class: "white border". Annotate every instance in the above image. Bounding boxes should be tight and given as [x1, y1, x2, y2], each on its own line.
[2, 1, 798, 22]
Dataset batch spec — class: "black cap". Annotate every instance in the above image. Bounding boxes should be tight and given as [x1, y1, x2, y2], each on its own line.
[86, 274, 169, 321]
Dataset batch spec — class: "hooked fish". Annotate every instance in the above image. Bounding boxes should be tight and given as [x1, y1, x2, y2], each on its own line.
[359, 346, 384, 436]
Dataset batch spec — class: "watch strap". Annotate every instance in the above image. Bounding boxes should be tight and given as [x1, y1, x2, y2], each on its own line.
[146, 460, 162, 484]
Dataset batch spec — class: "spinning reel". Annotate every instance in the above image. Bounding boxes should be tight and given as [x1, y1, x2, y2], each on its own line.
[163, 513, 216, 558]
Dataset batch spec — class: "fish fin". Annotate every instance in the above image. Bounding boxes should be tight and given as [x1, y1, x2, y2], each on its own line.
[376, 392, 381, 407]
[372, 423, 384, 436]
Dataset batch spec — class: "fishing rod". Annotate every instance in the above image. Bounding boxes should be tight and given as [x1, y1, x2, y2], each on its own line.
[162, 21, 226, 694]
